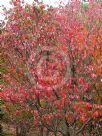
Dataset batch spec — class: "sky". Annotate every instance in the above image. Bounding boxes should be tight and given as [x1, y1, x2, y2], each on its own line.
[0, 0, 66, 20]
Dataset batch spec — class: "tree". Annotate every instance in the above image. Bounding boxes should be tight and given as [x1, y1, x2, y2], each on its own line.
[0, 0, 102, 136]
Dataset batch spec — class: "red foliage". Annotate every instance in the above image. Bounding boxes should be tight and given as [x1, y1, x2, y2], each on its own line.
[0, 0, 102, 135]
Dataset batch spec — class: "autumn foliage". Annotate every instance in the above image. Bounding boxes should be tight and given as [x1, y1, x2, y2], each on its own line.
[0, 0, 102, 136]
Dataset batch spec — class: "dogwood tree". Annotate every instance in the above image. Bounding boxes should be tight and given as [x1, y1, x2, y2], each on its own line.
[0, 0, 102, 136]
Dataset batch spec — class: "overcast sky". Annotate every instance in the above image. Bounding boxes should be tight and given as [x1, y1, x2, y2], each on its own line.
[0, 0, 67, 20]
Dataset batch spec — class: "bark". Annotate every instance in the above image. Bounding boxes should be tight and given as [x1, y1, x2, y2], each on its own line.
[16, 124, 29, 136]
[0, 124, 3, 133]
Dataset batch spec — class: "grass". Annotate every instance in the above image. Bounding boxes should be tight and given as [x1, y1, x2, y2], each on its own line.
[0, 131, 15, 136]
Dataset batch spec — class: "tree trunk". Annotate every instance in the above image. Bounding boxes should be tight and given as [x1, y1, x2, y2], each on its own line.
[16, 125, 28, 136]
[0, 124, 3, 133]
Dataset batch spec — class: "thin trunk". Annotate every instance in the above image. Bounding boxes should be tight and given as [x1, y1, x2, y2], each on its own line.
[16, 125, 28, 136]
[0, 124, 3, 133]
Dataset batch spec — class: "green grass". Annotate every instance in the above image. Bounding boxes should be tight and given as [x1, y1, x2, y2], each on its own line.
[0, 131, 15, 136]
